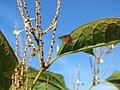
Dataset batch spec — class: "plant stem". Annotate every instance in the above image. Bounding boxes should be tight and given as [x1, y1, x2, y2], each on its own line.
[38, 46, 42, 65]
[88, 83, 94, 90]
[29, 46, 44, 90]
[46, 55, 61, 69]
[29, 55, 61, 90]
[96, 62, 100, 76]
[98, 80, 115, 86]
[29, 53, 62, 90]
[29, 68, 44, 90]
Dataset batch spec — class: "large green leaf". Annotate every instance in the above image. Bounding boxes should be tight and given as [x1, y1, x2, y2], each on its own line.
[28, 67, 67, 90]
[0, 31, 18, 90]
[105, 71, 120, 89]
[58, 18, 120, 56]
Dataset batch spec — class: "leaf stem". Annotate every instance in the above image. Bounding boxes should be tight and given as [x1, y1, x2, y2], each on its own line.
[98, 80, 117, 87]
[29, 68, 44, 90]
[88, 82, 95, 90]
[29, 54, 62, 90]
[46, 55, 62, 69]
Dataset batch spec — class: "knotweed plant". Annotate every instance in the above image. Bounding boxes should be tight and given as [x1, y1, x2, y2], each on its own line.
[88, 46, 115, 90]
[12, 0, 61, 90]
[69, 46, 116, 90]
[10, 0, 120, 90]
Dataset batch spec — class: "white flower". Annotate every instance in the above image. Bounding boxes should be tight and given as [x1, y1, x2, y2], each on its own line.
[99, 58, 104, 63]
[56, 43, 60, 52]
[76, 79, 80, 85]
[13, 30, 24, 36]
[76, 79, 84, 85]
[95, 76, 99, 80]
[25, 22, 29, 27]
[24, 18, 35, 22]
[111, 44, 115, 49]
[24, 18, 35, 27]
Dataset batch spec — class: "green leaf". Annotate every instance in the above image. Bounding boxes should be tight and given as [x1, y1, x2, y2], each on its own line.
[58, 18, 120, 56]
[0, 31, 18, 90]
[28, 67, 67, 90]
[105, 71, 120, 89]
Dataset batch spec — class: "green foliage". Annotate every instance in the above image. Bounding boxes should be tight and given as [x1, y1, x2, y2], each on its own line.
[105, 71, 120, 89]
[58, 18, 120, 56]
[0, 31, 18, 90]
[1, 17, 120, 90]
[28, 67, 67, 90]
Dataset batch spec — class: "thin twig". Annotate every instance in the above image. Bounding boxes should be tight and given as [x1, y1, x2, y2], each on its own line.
[15, 36, 19, 56]
[17, 0, 25, 20]
[43, 0, 61, 34]
[88, 82, 95, 90]
[36, 0, 42, 36]
[14, 66, 19, 90]
[35, 0, 45, 66]
[19, 35, 24, 57]
[45, 0, 61, 65]
[17, 0, 38, 52]
[22, 0, 39, 44]
[25, 66, 28, 90]
[89, 57, 95, 78]
[24, 27, 38, 52]
[22, 0, 35, 32]
[45, 25, 56, 65]
[19, 37, 29, 88]
[101, 49, 115, 78]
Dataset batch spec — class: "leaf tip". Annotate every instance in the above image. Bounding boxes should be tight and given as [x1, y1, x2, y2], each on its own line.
[59, 34, 72, 43]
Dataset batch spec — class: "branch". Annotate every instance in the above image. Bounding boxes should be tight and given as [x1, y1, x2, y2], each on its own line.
[43, 0, 61, 34]
[45, 25, 56, 65]
[22, 0, 35, 32]
[35, 0, 45, 66]
[29, 68, 45, 90]
[17, 0, 25, 20]
[15, 35, 19, 56]
[45, 0, 61, 65]
[36, 0, 42, 36]
[17, 0, 38, 52]
[101, 49, 115, 78]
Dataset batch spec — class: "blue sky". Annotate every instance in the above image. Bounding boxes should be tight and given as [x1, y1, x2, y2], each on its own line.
[0, 0, 120, 90]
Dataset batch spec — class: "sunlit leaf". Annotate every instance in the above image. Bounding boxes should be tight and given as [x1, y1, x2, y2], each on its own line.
[105, 71, 120, 89]
[28, 67, 67, 90]
[0, 31, 18, 90]
[58, 18, 120, 56]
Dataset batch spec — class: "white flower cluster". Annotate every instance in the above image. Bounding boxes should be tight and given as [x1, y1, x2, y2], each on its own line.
[13, 29, 24, 36]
